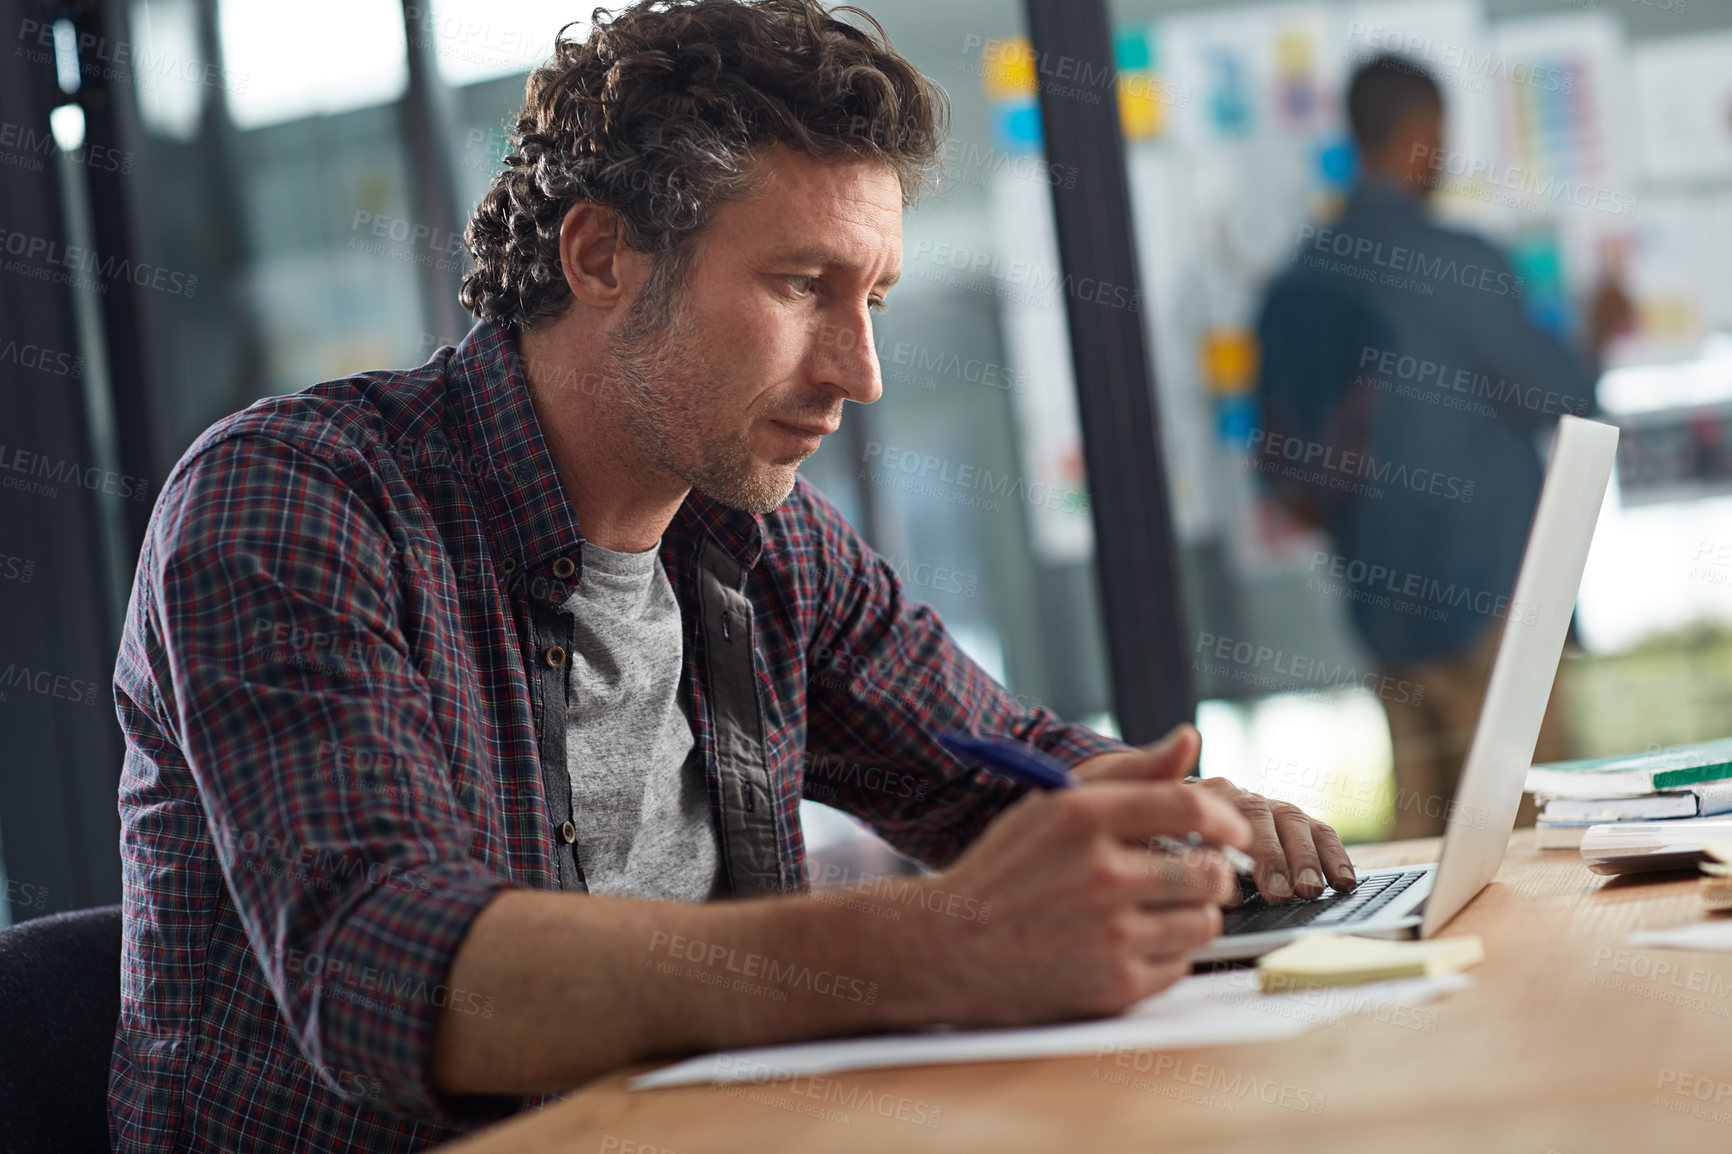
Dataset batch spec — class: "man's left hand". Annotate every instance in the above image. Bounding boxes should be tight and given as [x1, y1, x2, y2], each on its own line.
[1073, 724, 1357, 904]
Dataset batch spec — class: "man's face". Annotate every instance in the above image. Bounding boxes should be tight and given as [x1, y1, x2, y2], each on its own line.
[607, 146, 901, 513]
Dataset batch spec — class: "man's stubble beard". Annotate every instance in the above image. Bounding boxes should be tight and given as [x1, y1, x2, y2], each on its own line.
[606, 274, 805, 515]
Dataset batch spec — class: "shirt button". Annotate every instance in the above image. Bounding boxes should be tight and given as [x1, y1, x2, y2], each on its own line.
[500, 556, 518, 574]
[543, 645, 566, 668]
[551, 556, 576, 579]
[559, 821, 576, 844]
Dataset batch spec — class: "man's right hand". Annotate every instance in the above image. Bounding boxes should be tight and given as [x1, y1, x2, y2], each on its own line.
[898, 781, 1252, 1027]
[433, 773, 1251, 1096]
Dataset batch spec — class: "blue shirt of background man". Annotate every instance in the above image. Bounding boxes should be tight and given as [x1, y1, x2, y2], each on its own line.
[1255, 178, 1598, 667]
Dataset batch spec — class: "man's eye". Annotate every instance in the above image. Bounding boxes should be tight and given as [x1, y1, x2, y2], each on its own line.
[868, 297, 889, 315]
[786, 275, 818, 296]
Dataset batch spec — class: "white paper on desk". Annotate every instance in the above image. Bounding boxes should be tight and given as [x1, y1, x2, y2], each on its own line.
[1627, 920, 1732, 951]
[629, 968, 1470, 1090]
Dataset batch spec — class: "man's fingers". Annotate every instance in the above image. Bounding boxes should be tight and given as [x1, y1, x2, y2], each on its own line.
[1135, 724, 1201, 783]
[1313, 820, 1358, 890]
[1131, 847, 1236, 908]
[1076, 724, 1200, 784]
[1169, 779, 1358, 902]
[1122, 905, 1223, 960]
[1132, 956, 1193, 1001]
[1274, 806, 1326, 899]
[1238, 797, 1292, 902]
[1094, 782, 1252, 851]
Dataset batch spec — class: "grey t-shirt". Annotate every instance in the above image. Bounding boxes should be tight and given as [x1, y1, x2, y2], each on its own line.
[562, 539, 722, 901]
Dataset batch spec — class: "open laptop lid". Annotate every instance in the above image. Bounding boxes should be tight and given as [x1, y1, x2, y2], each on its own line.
[1420, 415, 1619, 937]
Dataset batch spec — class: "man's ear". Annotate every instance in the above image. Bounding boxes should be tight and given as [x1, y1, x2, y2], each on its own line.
[557, 202, 642, 310]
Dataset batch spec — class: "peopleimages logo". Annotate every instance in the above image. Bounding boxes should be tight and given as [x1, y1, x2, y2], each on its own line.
[1355, 345, 1591, 421]
[647, 931, 880, 1005]
[1347, 23, 1574, 95]
[0, 337, 82, 379]
[4, 877, 48, 911]
[1192, 631, 1425, 706]
[1295, 223, 1524, 299]
[861, 441, 1091, 517]
[1410, 143, 1639, 219]
[710, 1057, 946, 1129]
[882, 339, 1028, 395]
[0, 120, 133, 176]
[907, 238, 1141, 312]
[1307, 550, 1540, 627]
[1245, 428, 1475, 504]
[1093, 1047, 1328, 1115]
[15, 19, 250, 94]
[0, 227, 198, 297]
[0, 443, 150, 502]
[0, 664, 103, 706]
[801, 748, 928, 802]
[941, 137, 1078, 189]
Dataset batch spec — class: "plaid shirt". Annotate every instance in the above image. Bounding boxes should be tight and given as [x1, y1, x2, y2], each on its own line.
[108, 320, 1126, 1152]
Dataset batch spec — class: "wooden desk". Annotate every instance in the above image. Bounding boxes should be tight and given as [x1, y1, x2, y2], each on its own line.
[435, 832, 1732, 1153]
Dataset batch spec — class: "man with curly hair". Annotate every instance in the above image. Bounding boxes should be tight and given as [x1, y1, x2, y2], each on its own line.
[110, 2, 1355, 1149]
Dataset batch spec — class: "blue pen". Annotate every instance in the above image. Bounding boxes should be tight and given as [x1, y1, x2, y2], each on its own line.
[937, 730, 1257, 874]
[938, 730, 1077, 790]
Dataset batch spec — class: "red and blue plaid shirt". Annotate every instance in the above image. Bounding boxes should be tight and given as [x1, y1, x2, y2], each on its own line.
[108, 320, 1127, 1152]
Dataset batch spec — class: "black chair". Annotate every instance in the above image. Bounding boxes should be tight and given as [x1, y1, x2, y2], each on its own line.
[0, 904, 123, 1154]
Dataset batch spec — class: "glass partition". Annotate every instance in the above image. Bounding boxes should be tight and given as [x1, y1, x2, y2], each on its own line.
[109, 0, 1123, 878]
[1109, 0, 1732, 840]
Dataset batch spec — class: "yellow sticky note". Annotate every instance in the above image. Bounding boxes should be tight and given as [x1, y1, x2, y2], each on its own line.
[982, 37, 1037, 101]
[1258, 934, 1483, 993]
[1200, 328, 1258, 395]
[1118, 74, 1166, 141]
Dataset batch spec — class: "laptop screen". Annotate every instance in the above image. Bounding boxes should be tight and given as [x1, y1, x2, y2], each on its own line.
[1421, 415, 1620, 937]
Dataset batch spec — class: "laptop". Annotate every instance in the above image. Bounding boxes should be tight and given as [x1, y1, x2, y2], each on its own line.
[1191, 414, 1620, 963]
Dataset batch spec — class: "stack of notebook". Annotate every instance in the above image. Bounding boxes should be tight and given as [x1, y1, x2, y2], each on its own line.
[1524, 737, 1732, 849]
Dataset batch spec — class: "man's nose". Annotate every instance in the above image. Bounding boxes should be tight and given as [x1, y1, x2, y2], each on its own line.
[814, 311, 882, 405]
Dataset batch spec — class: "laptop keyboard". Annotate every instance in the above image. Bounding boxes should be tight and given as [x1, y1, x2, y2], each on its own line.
[1221, 869, 1425, 936]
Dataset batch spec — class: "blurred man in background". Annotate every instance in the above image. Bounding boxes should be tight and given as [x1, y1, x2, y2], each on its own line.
[1254, 53, 1631, 837]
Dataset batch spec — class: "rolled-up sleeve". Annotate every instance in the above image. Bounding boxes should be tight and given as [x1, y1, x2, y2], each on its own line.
[793, 482, 1129, 868]
[148, 432, 524, 1125]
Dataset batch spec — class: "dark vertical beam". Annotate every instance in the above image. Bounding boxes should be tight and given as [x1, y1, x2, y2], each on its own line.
[75, 0, 159, 559]
[186, 0, 271, 427]
[399, 0, 472, 346]
[1022, 0, 1192, 745]
[0, 0, 126, 921]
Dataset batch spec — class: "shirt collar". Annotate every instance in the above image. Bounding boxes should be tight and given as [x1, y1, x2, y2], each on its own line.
[446, 319, 763, 578]
[1347, 175, 1428, 221]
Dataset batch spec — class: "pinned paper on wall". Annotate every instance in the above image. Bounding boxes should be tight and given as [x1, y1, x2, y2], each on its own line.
[1115, 25, 1175, 143]
[1632, 31, 1732, 185]
[1489, 13, 1629, 204]
[980, 36, 1041, 157]
[975, 35, 1143, 564]
[980, 32, 1185, 150]
[988, 171, 1094, 564]
[1608, 193, 1732, 359]
[1272, 23, 1325, 131]
[1164, 4, 1344, 145]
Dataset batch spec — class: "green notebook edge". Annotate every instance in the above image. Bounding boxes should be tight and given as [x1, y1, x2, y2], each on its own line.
[1530, 736, 1732, 791]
